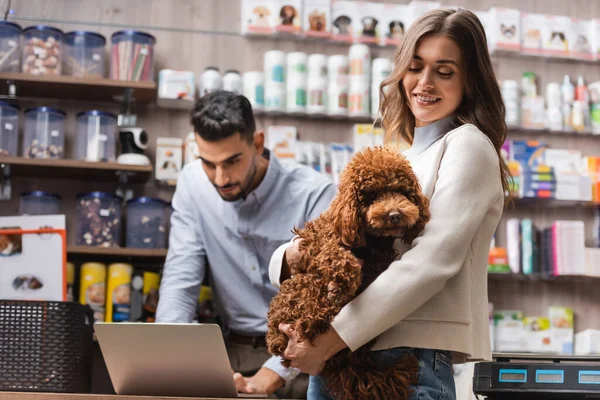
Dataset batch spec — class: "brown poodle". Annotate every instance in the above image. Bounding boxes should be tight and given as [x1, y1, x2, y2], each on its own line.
[266, 145, 431, 400]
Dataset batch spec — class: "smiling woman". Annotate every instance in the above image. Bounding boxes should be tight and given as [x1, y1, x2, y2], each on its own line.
[403, 36, 464, 127]
[269, 7, 509, 400]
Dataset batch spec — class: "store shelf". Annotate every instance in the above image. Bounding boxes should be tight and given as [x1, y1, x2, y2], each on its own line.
[255, 109, 374, 124]
[67, 245, 168, 262]
[0, 72, 157, 104]
[509, 126, 599, 138]
[508, 197, 599, 208]
[489, 273, 600, 283]
[0, 156, 153, 183]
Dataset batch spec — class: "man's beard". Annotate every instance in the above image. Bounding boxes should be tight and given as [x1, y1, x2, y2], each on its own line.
[214, 161, 258, 202]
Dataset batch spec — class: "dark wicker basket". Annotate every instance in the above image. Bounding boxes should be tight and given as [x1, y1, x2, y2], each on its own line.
[0, 300, 94, 393]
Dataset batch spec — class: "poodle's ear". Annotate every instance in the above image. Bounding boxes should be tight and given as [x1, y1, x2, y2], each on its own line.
[404, 191, 431, 244]
[328, 184, 365, 248]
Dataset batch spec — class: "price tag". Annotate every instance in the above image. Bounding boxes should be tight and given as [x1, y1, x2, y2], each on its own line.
[99, 134, 108, 142]
[8, 40, 16, 47]
[92, 53, 101, 61]
[50, 130, 60, 137]
[99, 209, 110, 217]
[140, 47, 149, 55]
[4, 123, 13, 131]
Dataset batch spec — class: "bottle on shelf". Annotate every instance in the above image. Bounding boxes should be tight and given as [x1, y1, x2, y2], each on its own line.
[561, 75, 575, 132]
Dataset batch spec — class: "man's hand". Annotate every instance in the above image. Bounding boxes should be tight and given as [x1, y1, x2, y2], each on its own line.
[233, 367, 285, 395]
[280, 237, 303, 282]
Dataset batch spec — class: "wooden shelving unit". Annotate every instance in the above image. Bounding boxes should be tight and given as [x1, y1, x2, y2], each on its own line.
[489, 273, 599, 284]
[0, 72, 157, 103]
[0, 156, 153, 183]
[67, 245, 168, 263]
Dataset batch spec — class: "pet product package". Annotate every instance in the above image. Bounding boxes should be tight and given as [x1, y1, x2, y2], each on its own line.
[129, 270, 160, 323]
[157, 69, 195, 107]
[267, 125, 297, 164]
[275, 0, 302, 34]
[241, 0, 278, 35]
[105, 263, 133, 323]
[406, 1, 441, 31]
[353, 124, 375, 152]
[354, 2, 383, 45]
[523, 316, 553, 353]
[331, 0, 356, 43]
[303, 0, 331, 38]
[549, 306, 574, 354]
[494, 310, 527, 352]
[380, 3, 408, 47]
[591, 19, 600, 61]
[542, 15, 571, 57]
[487, 8, 521, 53]
[155, 137, 183, 183]
[184, 131, 200, 166]
[575, 329, 600, 355]
[569, 19, 593, 60]
[521, 13, 544, 55]
[0, 215, 66, 302]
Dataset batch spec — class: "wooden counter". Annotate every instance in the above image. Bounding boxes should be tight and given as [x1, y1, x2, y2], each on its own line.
[0, 393, 265, 400]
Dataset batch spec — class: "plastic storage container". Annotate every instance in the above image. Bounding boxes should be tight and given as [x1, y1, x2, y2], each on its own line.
[0, 101, 19, 156]
[19, 191, 61, 215]
[23, 107, 66, 159]
[76, 192, 122, 247]
[0, 21, 22, 72]
[126, 197, 169, 248]
[22, 25, 63, 76]
[75, 110, 117, 162]
[110, 30, 155, 82]
[63, 30, 106, 78]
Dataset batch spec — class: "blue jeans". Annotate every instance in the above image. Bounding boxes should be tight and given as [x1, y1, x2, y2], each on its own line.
[307, 347, 456, 400]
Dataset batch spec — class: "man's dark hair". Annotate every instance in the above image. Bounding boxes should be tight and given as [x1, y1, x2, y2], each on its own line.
[190, 91, 256, 143]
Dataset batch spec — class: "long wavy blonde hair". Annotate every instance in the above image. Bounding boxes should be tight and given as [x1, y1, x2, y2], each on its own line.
[379, 8, 511, 196]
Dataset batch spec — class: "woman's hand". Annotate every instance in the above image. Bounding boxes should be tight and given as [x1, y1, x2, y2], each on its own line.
[278, 323, 348, 376]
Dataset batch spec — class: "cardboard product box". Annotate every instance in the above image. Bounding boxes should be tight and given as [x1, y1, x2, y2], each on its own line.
[541, 15, 571, 58]
[406, 1, 442, 31]
[523, 316, 553, 353]
[0, 215, 66, 301]
[487, 8, 521, 53]
[380, 3, 408, 47]
[274, 0, 303, 34]
[267, 125, 298, 164]
[331, 0, 356, 43]
[303, 0, 331, 38]
[155, 137, 183, 183]
[569, 19, 593, 60]
[521, 13, 545, 55]
[241, 0, 278, 35]
[575, 329, 600, 355]
[549, 306, 574, 354]
[354, 2, 384, 45]
[494, 310, 527, 352]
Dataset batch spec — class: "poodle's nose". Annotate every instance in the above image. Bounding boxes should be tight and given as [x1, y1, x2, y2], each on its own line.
[388, 211, 402, 224]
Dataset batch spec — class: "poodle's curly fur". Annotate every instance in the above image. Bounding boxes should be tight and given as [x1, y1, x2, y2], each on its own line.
[266, 145, 431, 400]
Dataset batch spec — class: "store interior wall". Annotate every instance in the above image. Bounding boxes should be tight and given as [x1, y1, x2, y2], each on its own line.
[2, 0, 600, 329]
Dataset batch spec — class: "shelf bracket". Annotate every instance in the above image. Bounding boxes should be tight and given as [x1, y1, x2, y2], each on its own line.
[116, 171, 134, 202]
[118, 87, 137, 127]
[0, 162, 11, 201]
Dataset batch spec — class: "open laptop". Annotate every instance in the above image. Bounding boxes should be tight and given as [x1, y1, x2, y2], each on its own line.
[94, 322, 267, 398]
